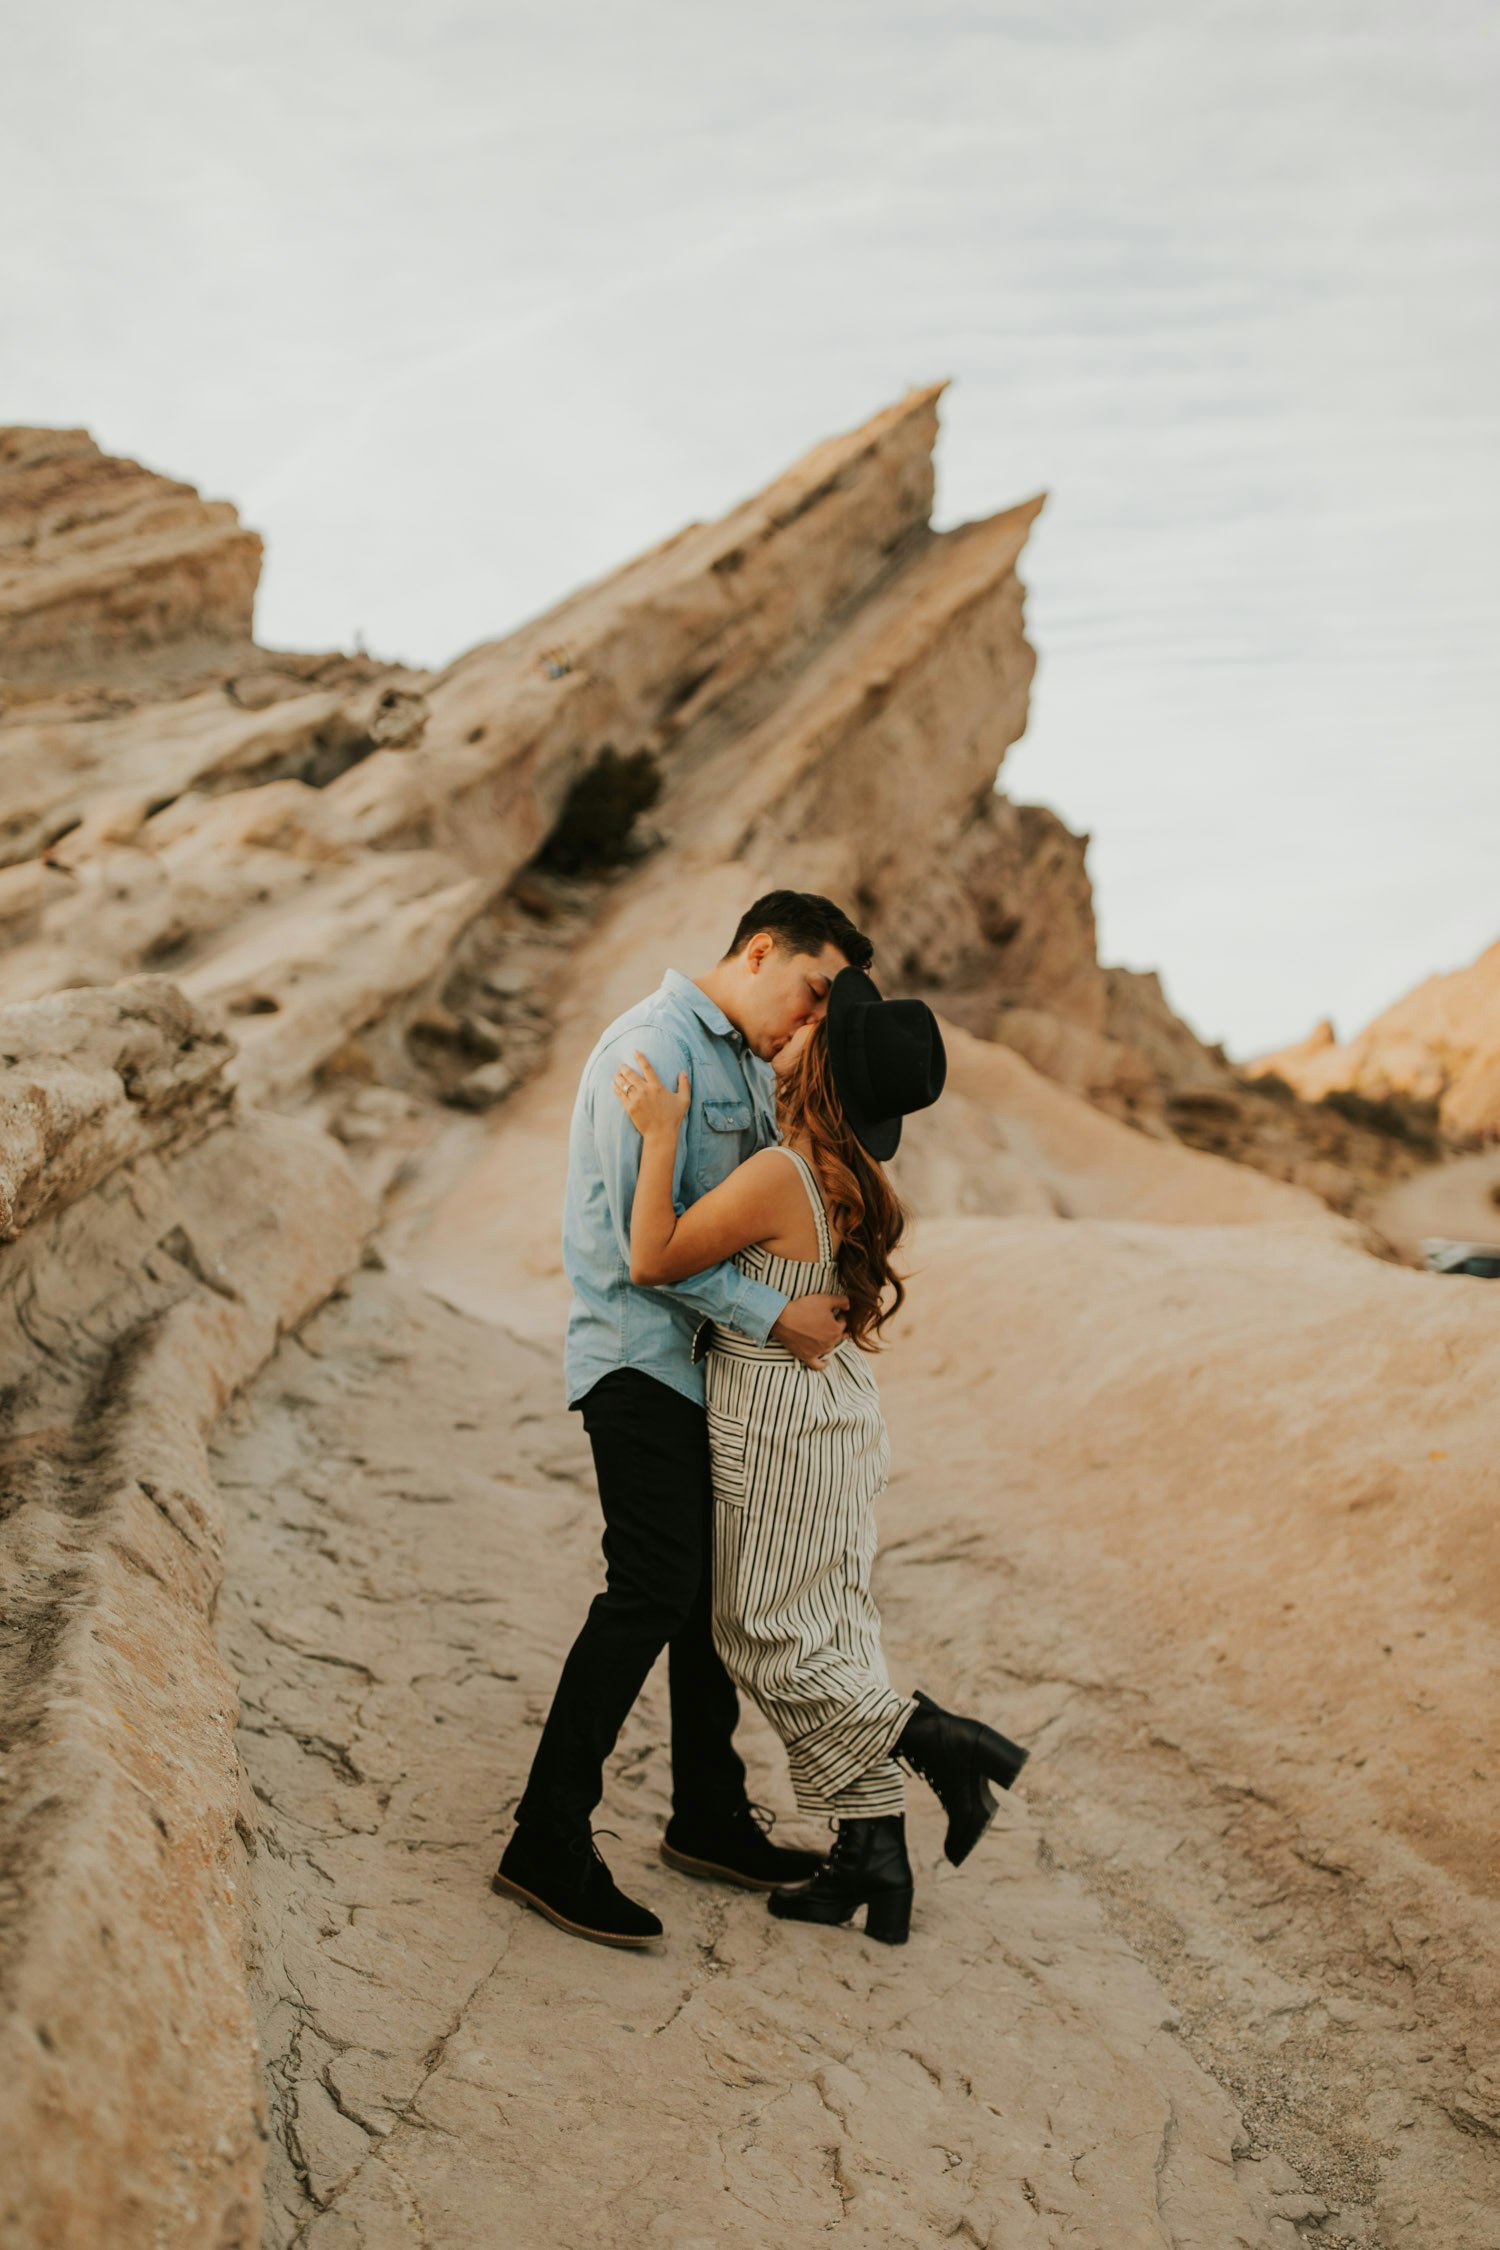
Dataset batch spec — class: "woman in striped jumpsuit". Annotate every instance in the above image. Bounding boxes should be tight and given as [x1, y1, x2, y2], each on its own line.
[612, 967, 1028, 1944]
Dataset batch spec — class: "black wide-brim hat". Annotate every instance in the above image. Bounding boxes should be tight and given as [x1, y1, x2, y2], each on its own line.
[825, 966, 947, 1161]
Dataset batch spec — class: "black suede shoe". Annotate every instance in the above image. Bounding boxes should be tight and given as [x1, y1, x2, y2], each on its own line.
[768, 1814, 913, 1945]
[897, 1689, 1029, 1867]
[493, 1825, 663, 1949]
[661, 1802, 825, 1892]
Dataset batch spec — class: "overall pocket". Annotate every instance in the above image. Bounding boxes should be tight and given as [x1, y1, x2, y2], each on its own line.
[705, 1401, 751, 1508]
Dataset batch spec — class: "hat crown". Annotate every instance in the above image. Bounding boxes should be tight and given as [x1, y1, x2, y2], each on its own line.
[825, 967, 946, 1160]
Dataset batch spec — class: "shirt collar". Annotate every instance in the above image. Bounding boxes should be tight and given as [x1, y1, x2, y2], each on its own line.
[661, 968, 746, 1049]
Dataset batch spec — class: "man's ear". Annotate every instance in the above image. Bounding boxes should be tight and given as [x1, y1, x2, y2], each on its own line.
[745, 933, 772, 973]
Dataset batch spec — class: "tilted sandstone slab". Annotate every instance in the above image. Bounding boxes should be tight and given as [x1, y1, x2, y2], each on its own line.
[319, 384, 949, 868]
[0, 676, 409, 874]
[497, 494, 1053, 1063]
[0, 392, 955, 1116]
[0, 428, 262, 686]
[672, 498, 1044, 897]
[0, 389, 1363, 1223]
[0, 985, 371, 2250]
[0, 395, 1433, 1231]
[393, 449, 1347, 1331]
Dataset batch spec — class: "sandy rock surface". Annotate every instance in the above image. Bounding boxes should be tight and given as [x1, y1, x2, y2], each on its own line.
[215, 1266, 1318, 2250]
[215, 1178, 1500, 2249]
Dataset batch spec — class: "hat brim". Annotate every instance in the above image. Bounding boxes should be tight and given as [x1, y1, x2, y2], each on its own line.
[826, 967, 903, 1160]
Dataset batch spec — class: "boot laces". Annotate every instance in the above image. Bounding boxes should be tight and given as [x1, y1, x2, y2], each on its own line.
[677, 1803, 777, 1840]
[896, 1701, 948, 1788]
[827, 1819, 865, 1868]
[558, 1825, 619, 1874]
[897, 1730, 940, 1789]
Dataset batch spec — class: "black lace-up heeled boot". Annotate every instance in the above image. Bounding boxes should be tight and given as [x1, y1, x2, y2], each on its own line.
[896, 1689, 1029, 1867]
[767, 1814, 913, 1945]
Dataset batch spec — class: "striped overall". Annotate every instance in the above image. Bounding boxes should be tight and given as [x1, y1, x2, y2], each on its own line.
[699, 1147, 915, 1819]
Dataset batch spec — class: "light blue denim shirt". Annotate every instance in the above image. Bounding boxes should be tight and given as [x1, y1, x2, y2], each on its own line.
[562, 970, 790, 1410]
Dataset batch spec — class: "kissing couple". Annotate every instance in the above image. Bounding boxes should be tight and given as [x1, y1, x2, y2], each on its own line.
[494, 890, 1028, 1949]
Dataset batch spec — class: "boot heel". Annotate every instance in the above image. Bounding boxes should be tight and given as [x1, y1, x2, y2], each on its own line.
[770, 1814, 912, 1938]
[980, 1730, 1030, 1792]
[863, 1886, 913, 1945]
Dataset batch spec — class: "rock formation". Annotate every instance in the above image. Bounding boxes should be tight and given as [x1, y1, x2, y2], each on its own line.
[1254, 935, 1500, 1141]
[894, 790, 1455, 1218]
[0, 428, 263, 687]
[0, 982, 370, 2248]
[1, 395, 1496, 2250]
[0, 404, 1441, 1226]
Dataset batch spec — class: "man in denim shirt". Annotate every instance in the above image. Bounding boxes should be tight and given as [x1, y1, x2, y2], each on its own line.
[496, 892, 870, 1948]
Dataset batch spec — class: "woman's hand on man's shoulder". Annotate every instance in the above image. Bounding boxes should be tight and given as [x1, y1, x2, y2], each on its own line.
[613, 1050, 691, 1138]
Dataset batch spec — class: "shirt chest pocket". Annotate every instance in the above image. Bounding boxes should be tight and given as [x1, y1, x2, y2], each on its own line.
[701, 1099, 752, 1136]
[698, 1097, 753, 1185]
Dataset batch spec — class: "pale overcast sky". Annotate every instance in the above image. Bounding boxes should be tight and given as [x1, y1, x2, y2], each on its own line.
[5, 0, 1497, 1055]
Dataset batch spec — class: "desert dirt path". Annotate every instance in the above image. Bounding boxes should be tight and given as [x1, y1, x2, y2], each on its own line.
[216, 1256, 1341, 2250]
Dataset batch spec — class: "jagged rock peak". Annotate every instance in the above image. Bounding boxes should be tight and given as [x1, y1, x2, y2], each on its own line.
[0, 425, 263, 687]
[1251, 937, 1500, 1137]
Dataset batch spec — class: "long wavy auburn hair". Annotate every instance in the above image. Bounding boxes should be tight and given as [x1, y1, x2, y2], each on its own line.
[776, 1022, 907, 1349]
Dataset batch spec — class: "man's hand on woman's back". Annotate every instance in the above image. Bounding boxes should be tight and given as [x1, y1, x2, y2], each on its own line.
[772, 1294, 849, 1369]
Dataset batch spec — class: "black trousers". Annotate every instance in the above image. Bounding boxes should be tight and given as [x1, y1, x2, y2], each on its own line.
[515, 1368, 748, 1836]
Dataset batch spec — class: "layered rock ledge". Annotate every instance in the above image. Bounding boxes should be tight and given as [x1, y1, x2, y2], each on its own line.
[0, 984, 369, 2249]
[0, 428, 262, 687]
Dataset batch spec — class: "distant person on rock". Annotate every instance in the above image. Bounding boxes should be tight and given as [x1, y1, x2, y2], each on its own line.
[494, 892, 865, 1947]
[604, 966, 1030, 1946]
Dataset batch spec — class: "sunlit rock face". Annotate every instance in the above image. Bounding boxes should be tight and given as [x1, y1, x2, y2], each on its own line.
[0, 426, 264, 685]
[1253, 936, 1500, 1139]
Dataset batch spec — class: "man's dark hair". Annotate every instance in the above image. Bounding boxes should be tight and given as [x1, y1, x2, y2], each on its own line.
[723, 890, 873, 973]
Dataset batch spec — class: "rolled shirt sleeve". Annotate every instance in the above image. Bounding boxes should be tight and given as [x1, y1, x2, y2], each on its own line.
[588, 1033, 788, 1344]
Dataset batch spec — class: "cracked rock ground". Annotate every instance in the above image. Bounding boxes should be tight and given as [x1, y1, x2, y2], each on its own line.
[215, 1215, 1500, 2247]
[217, 1271, 1309, 2250]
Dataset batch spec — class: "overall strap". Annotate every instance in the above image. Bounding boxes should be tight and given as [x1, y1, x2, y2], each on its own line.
[773, 1145, 834, 1263]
